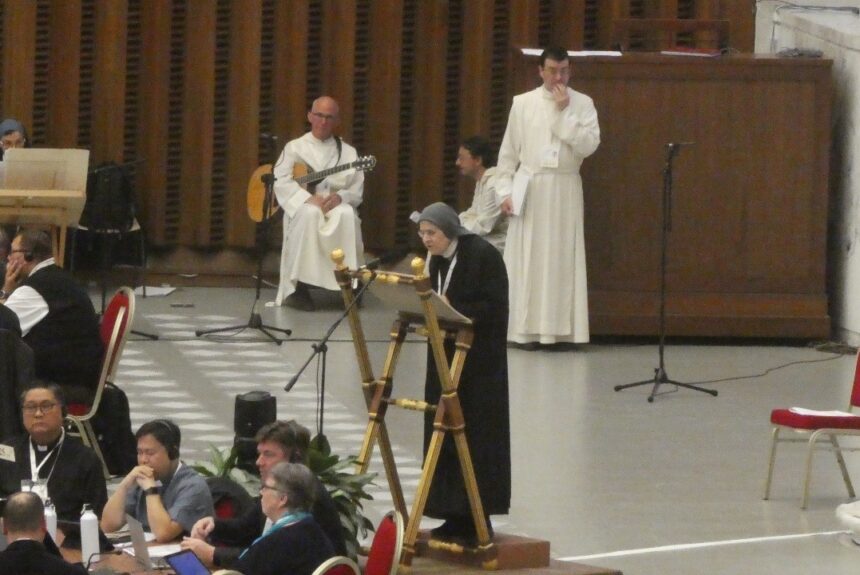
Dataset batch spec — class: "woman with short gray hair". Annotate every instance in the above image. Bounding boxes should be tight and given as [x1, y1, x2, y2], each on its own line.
[233, 462, 334, 575]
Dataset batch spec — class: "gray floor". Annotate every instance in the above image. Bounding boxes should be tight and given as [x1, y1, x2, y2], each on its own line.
[111, 284, 860, 575]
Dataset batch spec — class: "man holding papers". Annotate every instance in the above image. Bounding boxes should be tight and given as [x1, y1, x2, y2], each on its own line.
[496, 46, 600, 349]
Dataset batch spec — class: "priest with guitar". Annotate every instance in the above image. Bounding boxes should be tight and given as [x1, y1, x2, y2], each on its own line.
[272, 96, 371, 311]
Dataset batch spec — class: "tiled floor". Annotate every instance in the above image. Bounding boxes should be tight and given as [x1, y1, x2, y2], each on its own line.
[112, 284, 860, 575]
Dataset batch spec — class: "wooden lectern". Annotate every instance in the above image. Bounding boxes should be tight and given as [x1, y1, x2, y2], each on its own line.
[0, 148, 89, 267]
[332, 250, 497, 569]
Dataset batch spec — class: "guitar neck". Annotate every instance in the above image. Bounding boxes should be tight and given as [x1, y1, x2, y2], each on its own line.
[296, 162, 355, 186]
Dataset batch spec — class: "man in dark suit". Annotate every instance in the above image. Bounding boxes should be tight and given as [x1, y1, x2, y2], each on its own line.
[0, 491, 87, 575]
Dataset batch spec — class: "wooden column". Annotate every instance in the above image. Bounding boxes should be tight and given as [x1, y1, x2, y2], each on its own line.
[224, 0, 261, 247]
[363, 1, 403, 248]
[275, 0, 310, 140]
[2, 0, 36, 125]
[179, 0, 216, 245]
[411, 1, 449, 213]
[321, 0, 357, 142]
[46, 0, 82, 148]
[137, 0, 173, 243]
[91, 0, 128, 164]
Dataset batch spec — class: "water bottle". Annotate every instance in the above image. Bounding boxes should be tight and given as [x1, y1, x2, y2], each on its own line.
[80, 503, 99, 564]
[44, 498, 57, 542]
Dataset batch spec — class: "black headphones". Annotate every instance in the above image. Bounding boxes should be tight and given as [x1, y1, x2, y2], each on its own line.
[152, 419, 180, 460]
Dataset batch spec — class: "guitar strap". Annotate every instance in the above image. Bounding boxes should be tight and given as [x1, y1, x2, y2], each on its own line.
[334, 135, 343, 165]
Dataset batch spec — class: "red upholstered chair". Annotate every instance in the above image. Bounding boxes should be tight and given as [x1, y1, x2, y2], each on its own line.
[311, 556, 360, 575]
[364, 511, 404, 575]
[65, 286, 135, 478]
[763, 352, 860, 509]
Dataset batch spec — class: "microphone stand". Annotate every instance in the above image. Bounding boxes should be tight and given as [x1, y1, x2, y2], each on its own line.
[285, 270, 378, 436]
[614, 142, 717, 402]
[196, 136, 291, 344]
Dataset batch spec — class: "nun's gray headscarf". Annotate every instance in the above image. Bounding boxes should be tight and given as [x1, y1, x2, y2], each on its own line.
[417, 202, 472, 239]
[0, 119, 27, 140]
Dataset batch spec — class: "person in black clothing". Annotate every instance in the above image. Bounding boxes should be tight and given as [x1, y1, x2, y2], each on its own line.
[1, 230, 103, 401]
[416, 202, 511, 544]
[182, 420, 346, 568]
[0, 383, 108, 523]
[0, 491, 87, 575]
[232, 462, 334, 575]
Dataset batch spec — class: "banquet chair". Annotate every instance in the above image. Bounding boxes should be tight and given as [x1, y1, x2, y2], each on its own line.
[364, 511, 404, 575]
[312, 556, 360, 575]
[763, 352, 860, 508]
[65, 286, 135, 479]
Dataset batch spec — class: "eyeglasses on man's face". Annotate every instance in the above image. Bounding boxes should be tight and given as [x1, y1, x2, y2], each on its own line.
[260, 483, 281, 494]
[22, 401, 58, 415]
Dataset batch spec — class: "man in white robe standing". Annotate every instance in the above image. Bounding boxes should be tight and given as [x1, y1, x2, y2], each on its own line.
[273, 96, 364, 311]
[496, 46, 600, 349]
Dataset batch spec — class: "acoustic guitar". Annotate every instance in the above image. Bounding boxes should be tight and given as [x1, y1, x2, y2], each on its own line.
[246, 155, 377, 222]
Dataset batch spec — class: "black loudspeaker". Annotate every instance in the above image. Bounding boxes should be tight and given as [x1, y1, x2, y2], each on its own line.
[233, 391, 276, 474]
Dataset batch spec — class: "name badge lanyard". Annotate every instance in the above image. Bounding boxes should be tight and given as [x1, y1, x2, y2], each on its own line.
[29, 428, 65, 484]
[437, 253, 457, 296]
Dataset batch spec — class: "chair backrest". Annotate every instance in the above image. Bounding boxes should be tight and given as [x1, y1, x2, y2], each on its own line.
[73, 287, 134, 420]
[100, 287, 135, 382]
[311, 556, 360, 575]
[849, 352, 860, 410]
[364, 511, 404, 575]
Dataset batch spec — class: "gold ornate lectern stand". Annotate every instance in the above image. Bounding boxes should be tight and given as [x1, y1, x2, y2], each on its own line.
[332, 250, 497, 570]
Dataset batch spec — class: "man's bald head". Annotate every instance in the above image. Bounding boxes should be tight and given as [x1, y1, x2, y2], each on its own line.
[307, 96, 340, 141]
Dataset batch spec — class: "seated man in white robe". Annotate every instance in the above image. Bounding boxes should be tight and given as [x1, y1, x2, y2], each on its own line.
[272, 96, 365, 311]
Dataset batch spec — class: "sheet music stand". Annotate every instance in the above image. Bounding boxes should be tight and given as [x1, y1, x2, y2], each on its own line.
[0, 148, 89, 267]
[332, 251, 496, 569]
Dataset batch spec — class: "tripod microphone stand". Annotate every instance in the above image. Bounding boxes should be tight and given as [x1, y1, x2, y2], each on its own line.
[284, 269, 378, 436]
[196, 137, 292, 345]
[614, 142, 717, 402]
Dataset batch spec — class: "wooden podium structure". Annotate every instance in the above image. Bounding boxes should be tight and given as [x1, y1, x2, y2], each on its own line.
[332, 250, 500, 569]
[0, 148, 89, 267]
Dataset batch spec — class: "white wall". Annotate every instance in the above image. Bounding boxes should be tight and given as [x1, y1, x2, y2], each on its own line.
[755, 1, 860, 345]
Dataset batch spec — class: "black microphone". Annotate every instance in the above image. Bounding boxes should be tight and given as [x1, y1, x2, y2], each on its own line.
[667, 141, 695, 149]
[361, 248, 410, 271]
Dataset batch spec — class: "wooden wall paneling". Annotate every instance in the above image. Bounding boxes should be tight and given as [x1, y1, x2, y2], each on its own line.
[597, 0, 629, 48]
[136, 0, 172, 244]
[2, 1, 37, 125]
[460, 1, 494, 139]
[517, 50, 830, 337]
[507, 0, 541, 107]
[362, 1, 403, 248]
[274, 0, 310, 141]
[179, 0, 216, 245]
[410, 0, 449, 215]
[224, 0, 261, 247]
[718, 1, 754, 52]
[90, 0, 127, 164]
[551, 0, 587, 50]
[321, 0, 356, 142]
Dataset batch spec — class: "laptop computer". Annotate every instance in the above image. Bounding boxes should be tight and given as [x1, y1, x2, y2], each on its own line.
[125, 514, 153, 570]
[164, 549, 212, 575]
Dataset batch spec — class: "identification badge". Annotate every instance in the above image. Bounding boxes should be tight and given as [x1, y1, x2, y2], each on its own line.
[0, 444, 14, 463]
[540, 145, 560, 168]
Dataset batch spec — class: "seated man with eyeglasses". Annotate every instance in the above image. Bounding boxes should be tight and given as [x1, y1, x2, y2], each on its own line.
[272, 96, 366, 311]
[0, 382, 108, 523]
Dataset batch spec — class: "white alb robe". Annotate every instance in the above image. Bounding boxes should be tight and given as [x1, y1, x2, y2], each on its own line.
[496, 86, 600, 344]
[459, 166, 508, 253]
[272, 132, 365, 304]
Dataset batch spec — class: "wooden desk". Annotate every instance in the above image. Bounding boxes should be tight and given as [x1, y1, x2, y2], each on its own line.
[513, 51, 832, 338]
[0, 188, 85, 268]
